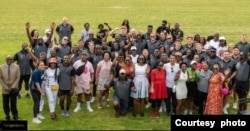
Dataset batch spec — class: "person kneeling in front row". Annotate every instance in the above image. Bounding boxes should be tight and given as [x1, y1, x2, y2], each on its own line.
[104, 69, 137, 118]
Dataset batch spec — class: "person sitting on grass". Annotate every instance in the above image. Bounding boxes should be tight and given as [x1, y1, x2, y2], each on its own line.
[104, 69, 137, 118]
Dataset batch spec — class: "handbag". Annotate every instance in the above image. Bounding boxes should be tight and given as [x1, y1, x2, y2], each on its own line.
[220, 82, 229, 95]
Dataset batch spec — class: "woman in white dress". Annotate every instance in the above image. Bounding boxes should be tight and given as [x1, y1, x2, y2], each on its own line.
[131, 55, 150, 117]
[174, 62, 188, 115]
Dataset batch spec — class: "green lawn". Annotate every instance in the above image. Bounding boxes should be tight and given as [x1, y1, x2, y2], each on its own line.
[0, 0, 250, 130]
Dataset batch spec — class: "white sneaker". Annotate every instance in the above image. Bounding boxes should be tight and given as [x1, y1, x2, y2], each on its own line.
[74, 107, 81, 112]
[233, 103, 238, 110]
[33, 118, 41, 124]
[223, 108, 228, 114]
[159, 107, 163, 112]
[163, 108, 167, 112]
[189, 110, 193, 115]
[90, 97, 95, 103]
[37, 114, 45, 120]
[184, 109, 188, 115]
[145, 103, 151, 108]
[87, 106, 93, 112]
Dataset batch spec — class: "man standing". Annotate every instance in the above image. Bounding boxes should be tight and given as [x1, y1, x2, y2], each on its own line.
[14, 43, 37, 99]
[56, 17, 74, 48]
[58, 55, 75, 116]
[0, 55, 20, 120]
[73, 50, 94, 113]
[164, 55, 179, 116]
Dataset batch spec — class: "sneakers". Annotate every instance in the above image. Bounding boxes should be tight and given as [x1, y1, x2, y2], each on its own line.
[90, 97, 95, 103]
[145, 103, 151, 108]
[184, 109, 188, 115]
[37, 114, 45, 120]
[223, 104, 229, 114]
[233, 103, 238, 110]
[65, 111, 70, 116]
[74, 107, 81, 112]
[189, 110, 193, 115]
[33, 118, 41, 124]
[87, 106, 93, 112]
[61, 110, 66, 116]
[159, 107, 163, 112]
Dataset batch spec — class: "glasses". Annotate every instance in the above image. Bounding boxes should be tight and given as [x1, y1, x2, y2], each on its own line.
[64, 39, 68, 41]
[171, 67, 174, 72]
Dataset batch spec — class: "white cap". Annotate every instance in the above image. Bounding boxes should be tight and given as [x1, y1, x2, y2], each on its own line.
[45, 29, 51, 34]
[219, 36, 226, 40]
[190, 60, 197, 65]
[130, 46, 137, 50]
[119, 69, 126, 74]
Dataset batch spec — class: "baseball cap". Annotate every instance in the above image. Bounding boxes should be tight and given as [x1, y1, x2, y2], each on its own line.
[81, 50, 89, 55]
[219, 36, 226, 41]
[190, 60, 197, 65]
[119, 69, 126, 74]
[130, 46, 137, 50]
[45, 29, 51, 34]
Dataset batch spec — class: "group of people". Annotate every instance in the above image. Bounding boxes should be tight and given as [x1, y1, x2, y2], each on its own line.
[0, 17, 249, 124]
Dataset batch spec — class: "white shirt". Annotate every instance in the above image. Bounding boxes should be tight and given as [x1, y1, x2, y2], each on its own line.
[81, 29, 92, 42]
[130, 54, 139, 64]
[209, 39, 220, 50]
[163, 63, 180, 88]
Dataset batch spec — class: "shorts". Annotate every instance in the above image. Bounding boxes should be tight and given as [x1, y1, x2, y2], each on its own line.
[113, 96, 128, 113]
[186, 81, 197, 98]
[58, 90, 71, 96]
[236, 81, 249, 96]
[76, 84, 91, 94]
[97, 78, 109, 91]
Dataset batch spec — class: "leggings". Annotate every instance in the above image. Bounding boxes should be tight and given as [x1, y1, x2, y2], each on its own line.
[151, 99, 162, 108]
[31, 89, 41, 118]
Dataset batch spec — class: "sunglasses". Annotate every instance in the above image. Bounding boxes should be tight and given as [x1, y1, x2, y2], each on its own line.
[171, 67, 174, 72]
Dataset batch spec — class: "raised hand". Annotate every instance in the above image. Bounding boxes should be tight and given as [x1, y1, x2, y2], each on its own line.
[25, 22, 30, 29]
[51, 22, 56, 29]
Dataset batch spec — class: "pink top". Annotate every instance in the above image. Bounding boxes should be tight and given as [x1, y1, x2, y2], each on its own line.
[97, 60, 113, 78]
[196, 63, 203, 71]
[73, 60, 94, 86]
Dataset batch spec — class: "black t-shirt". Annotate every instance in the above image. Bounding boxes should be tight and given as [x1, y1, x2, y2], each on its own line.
[97, 29, 107, 40]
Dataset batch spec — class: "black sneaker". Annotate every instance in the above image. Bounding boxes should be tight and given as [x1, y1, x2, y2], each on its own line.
[26, 93, 30, 98]
[5, 116, 10, 121]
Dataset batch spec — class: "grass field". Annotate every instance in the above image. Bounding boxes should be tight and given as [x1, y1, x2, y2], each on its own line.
[0, 0, 250, 130]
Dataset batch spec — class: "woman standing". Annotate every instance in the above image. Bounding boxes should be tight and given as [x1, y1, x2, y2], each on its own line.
[150, 61, 168, 118]
[131, 55, 150, 117]
[204, 63, 225, 115]
[174, 62, 188, 115]
[30, 61, 46, 124]
[112, 51, 125, 78]
[121, 56, 135, 79]
[96, 51, 113, 109]
[44, 57, 60, 120]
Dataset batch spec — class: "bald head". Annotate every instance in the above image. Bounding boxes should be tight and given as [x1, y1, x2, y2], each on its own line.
[6, 55, 13, 65]
[62, 17, 68, 25]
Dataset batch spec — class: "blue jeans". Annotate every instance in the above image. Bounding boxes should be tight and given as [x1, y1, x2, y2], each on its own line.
[113, 96, 128, 113]
[166, 87, 177, 114]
